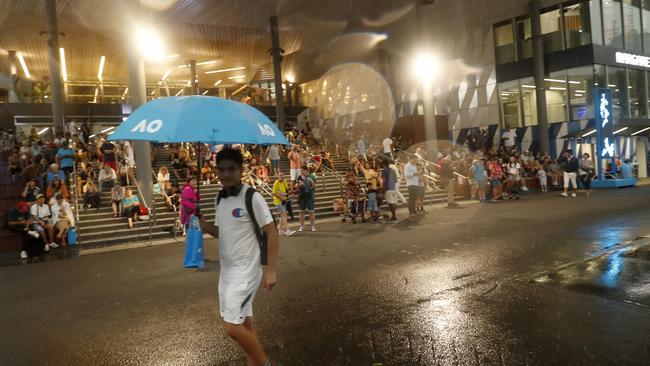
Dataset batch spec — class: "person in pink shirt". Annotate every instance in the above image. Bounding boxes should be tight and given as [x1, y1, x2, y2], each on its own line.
[180, 176, 199, 230]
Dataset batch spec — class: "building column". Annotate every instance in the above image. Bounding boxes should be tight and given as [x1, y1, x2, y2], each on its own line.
[7, 50, 20, 103]
[269, 16, 286, 127]
[285, 81, 292, 108]
[416, 0, 438, 157]
[530, 0, 550, 155]
[45, 0, 65, 132]
[127, 42, 153, 206]
[189, 60, 199, 95]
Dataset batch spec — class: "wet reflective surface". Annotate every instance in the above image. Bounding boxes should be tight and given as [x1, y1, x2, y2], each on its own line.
[1, 187, 650, 365]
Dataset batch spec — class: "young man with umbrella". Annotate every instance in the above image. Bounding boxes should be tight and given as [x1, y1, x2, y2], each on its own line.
[200, 148, 280, 366]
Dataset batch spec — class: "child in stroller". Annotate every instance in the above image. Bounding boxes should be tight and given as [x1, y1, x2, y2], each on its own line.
[342, 179, 366, 224]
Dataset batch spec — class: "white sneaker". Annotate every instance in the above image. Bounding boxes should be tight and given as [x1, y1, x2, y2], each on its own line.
[571, 193, 577, 197]
[49, 242, 60, 249]
[20, 250, 28, 259]
[298, 226, 303, 232]
[311, 226, 316, 232]
[27, 230, 39, 238]
[44, 244, 50, 252]
[561, 192, 568, 197]
[285, 230, 296, 237]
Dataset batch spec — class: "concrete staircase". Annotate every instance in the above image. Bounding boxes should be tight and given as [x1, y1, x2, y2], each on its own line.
[75, 150, 458, 247]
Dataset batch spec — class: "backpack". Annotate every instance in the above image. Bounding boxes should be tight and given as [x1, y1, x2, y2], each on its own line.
[217, 187, 276, 265]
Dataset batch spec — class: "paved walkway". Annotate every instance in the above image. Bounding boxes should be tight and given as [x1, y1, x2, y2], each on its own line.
[1, 186, 650, 365]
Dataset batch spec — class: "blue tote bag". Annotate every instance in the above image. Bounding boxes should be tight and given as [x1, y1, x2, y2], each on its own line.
[183, 215, 205, 269]
[67, 227, 78, 246]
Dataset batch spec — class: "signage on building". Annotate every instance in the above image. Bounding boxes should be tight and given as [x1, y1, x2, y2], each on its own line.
[615, 51, 650, 68]
[594, 88, 615, 180]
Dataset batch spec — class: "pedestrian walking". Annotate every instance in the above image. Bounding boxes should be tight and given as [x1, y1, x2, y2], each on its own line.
[200, 148, 279, 366]
[560, 150, 579, 197]
[272, 173, 295, 236]
[404, 155, 420, 216]
[295, 166, 317, 232]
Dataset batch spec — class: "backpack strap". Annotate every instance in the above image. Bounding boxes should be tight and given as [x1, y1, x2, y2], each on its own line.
[244, 187, 276, 266]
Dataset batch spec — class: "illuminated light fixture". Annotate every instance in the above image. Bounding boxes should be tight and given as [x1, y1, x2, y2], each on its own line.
[175, 89, 184, 96]
[89, 134, 96, 138]
[582, 129, 597, 137]
[632, 126, 650, 135]
[575, 90, 586, 93]
[613, 127, 628, 134]
[100, 126, 115, 133]
[205, 66, 246, 74]
[549, 86, 566, 91]
[521, 84, 536, 89]
[150, 90, 156, 95]
[136, 27, 165, 59]
[201, 90, 209, 95]
[228, 75, 246, 79]
[97, 56, 106, 80]
[196, 60, 217, 66]
[177, 64, 187, 69]
[214, 79, 222, 86]
[107, 130, 115, 135]
[411, 50, 439, 82]
[162, 69, 172, 80]
[574, 94, 584, 97]
[607, 84, 616, 88]
[37, 127, 49, 135]
[17, 53, 31, 78]
[544, 78, 566, 83]
[121, 87, 129, 99]
[568, 81, 581, 85]
[59, 48, 67, 82]
[285, 72, 296, 83]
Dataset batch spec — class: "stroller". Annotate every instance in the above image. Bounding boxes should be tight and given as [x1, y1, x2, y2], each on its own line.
[341, 180, 367, 224]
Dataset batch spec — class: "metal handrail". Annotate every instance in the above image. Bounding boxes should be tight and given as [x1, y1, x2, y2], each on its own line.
[306, 156, 345, 181]
[397, 148, 442, 168]
[248, 172, 274, 198]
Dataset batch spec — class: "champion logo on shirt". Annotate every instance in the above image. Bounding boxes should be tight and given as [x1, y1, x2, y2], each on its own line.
[231, 208, 245, 218]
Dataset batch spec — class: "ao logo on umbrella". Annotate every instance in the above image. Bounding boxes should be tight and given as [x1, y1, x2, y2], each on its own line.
[258, 123, 275, 136]
[131, 119, 164, 133]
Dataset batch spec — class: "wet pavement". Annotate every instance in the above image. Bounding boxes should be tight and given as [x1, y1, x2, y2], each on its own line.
[1, 187, 650, 365]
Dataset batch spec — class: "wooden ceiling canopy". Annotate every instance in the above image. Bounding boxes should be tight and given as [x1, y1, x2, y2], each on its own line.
[0, 0, 415, 90]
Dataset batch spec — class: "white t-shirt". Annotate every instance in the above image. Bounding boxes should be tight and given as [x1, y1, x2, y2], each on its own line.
[51, 201, 74, 226]
[30, 203, 51, 220]
[214, 185, 274, 281]
[507, 163, 521, 178]
[311, 127, 321, 139]
[503, 130, 516, 147]
[157, 172, 170, 182]
[382, 138, 393, 153]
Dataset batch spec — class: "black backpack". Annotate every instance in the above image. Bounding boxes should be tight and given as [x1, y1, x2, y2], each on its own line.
[217, 187, 276, 265]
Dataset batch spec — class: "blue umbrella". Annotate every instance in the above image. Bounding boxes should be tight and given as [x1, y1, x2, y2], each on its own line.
[108, 96, 289, 213]
[108, 96, 289, 145]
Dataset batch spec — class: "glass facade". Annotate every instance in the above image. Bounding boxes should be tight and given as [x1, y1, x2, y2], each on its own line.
[623, 0, 643, 51]
[567, 66, 595, 120]
[516, 17, 533, 60]
[608, 65, 628, 118]
[520, 77, 538, 126]
[545, 71, 570, 123]
[495, 1, 650, 127]
[628, 68, 647, 117]
[563, 2, 594, 48]
[498, 81, 522, 129]
[603, 0, 624, 48]
[541, 8, 564, 52]
[495, 22, 516, 64]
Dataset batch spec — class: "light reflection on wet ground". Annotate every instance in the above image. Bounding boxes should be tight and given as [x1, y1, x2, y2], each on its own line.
[534, 240, 650, 307]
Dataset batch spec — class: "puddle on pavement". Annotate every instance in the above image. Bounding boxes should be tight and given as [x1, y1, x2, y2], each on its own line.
[533, 242, 650, 307]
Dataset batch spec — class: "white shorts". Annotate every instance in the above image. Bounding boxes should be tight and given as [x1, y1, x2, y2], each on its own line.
[290, 169, 301, 181]
[218, 271, 262, 325]
[384, 190, 398, 205]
